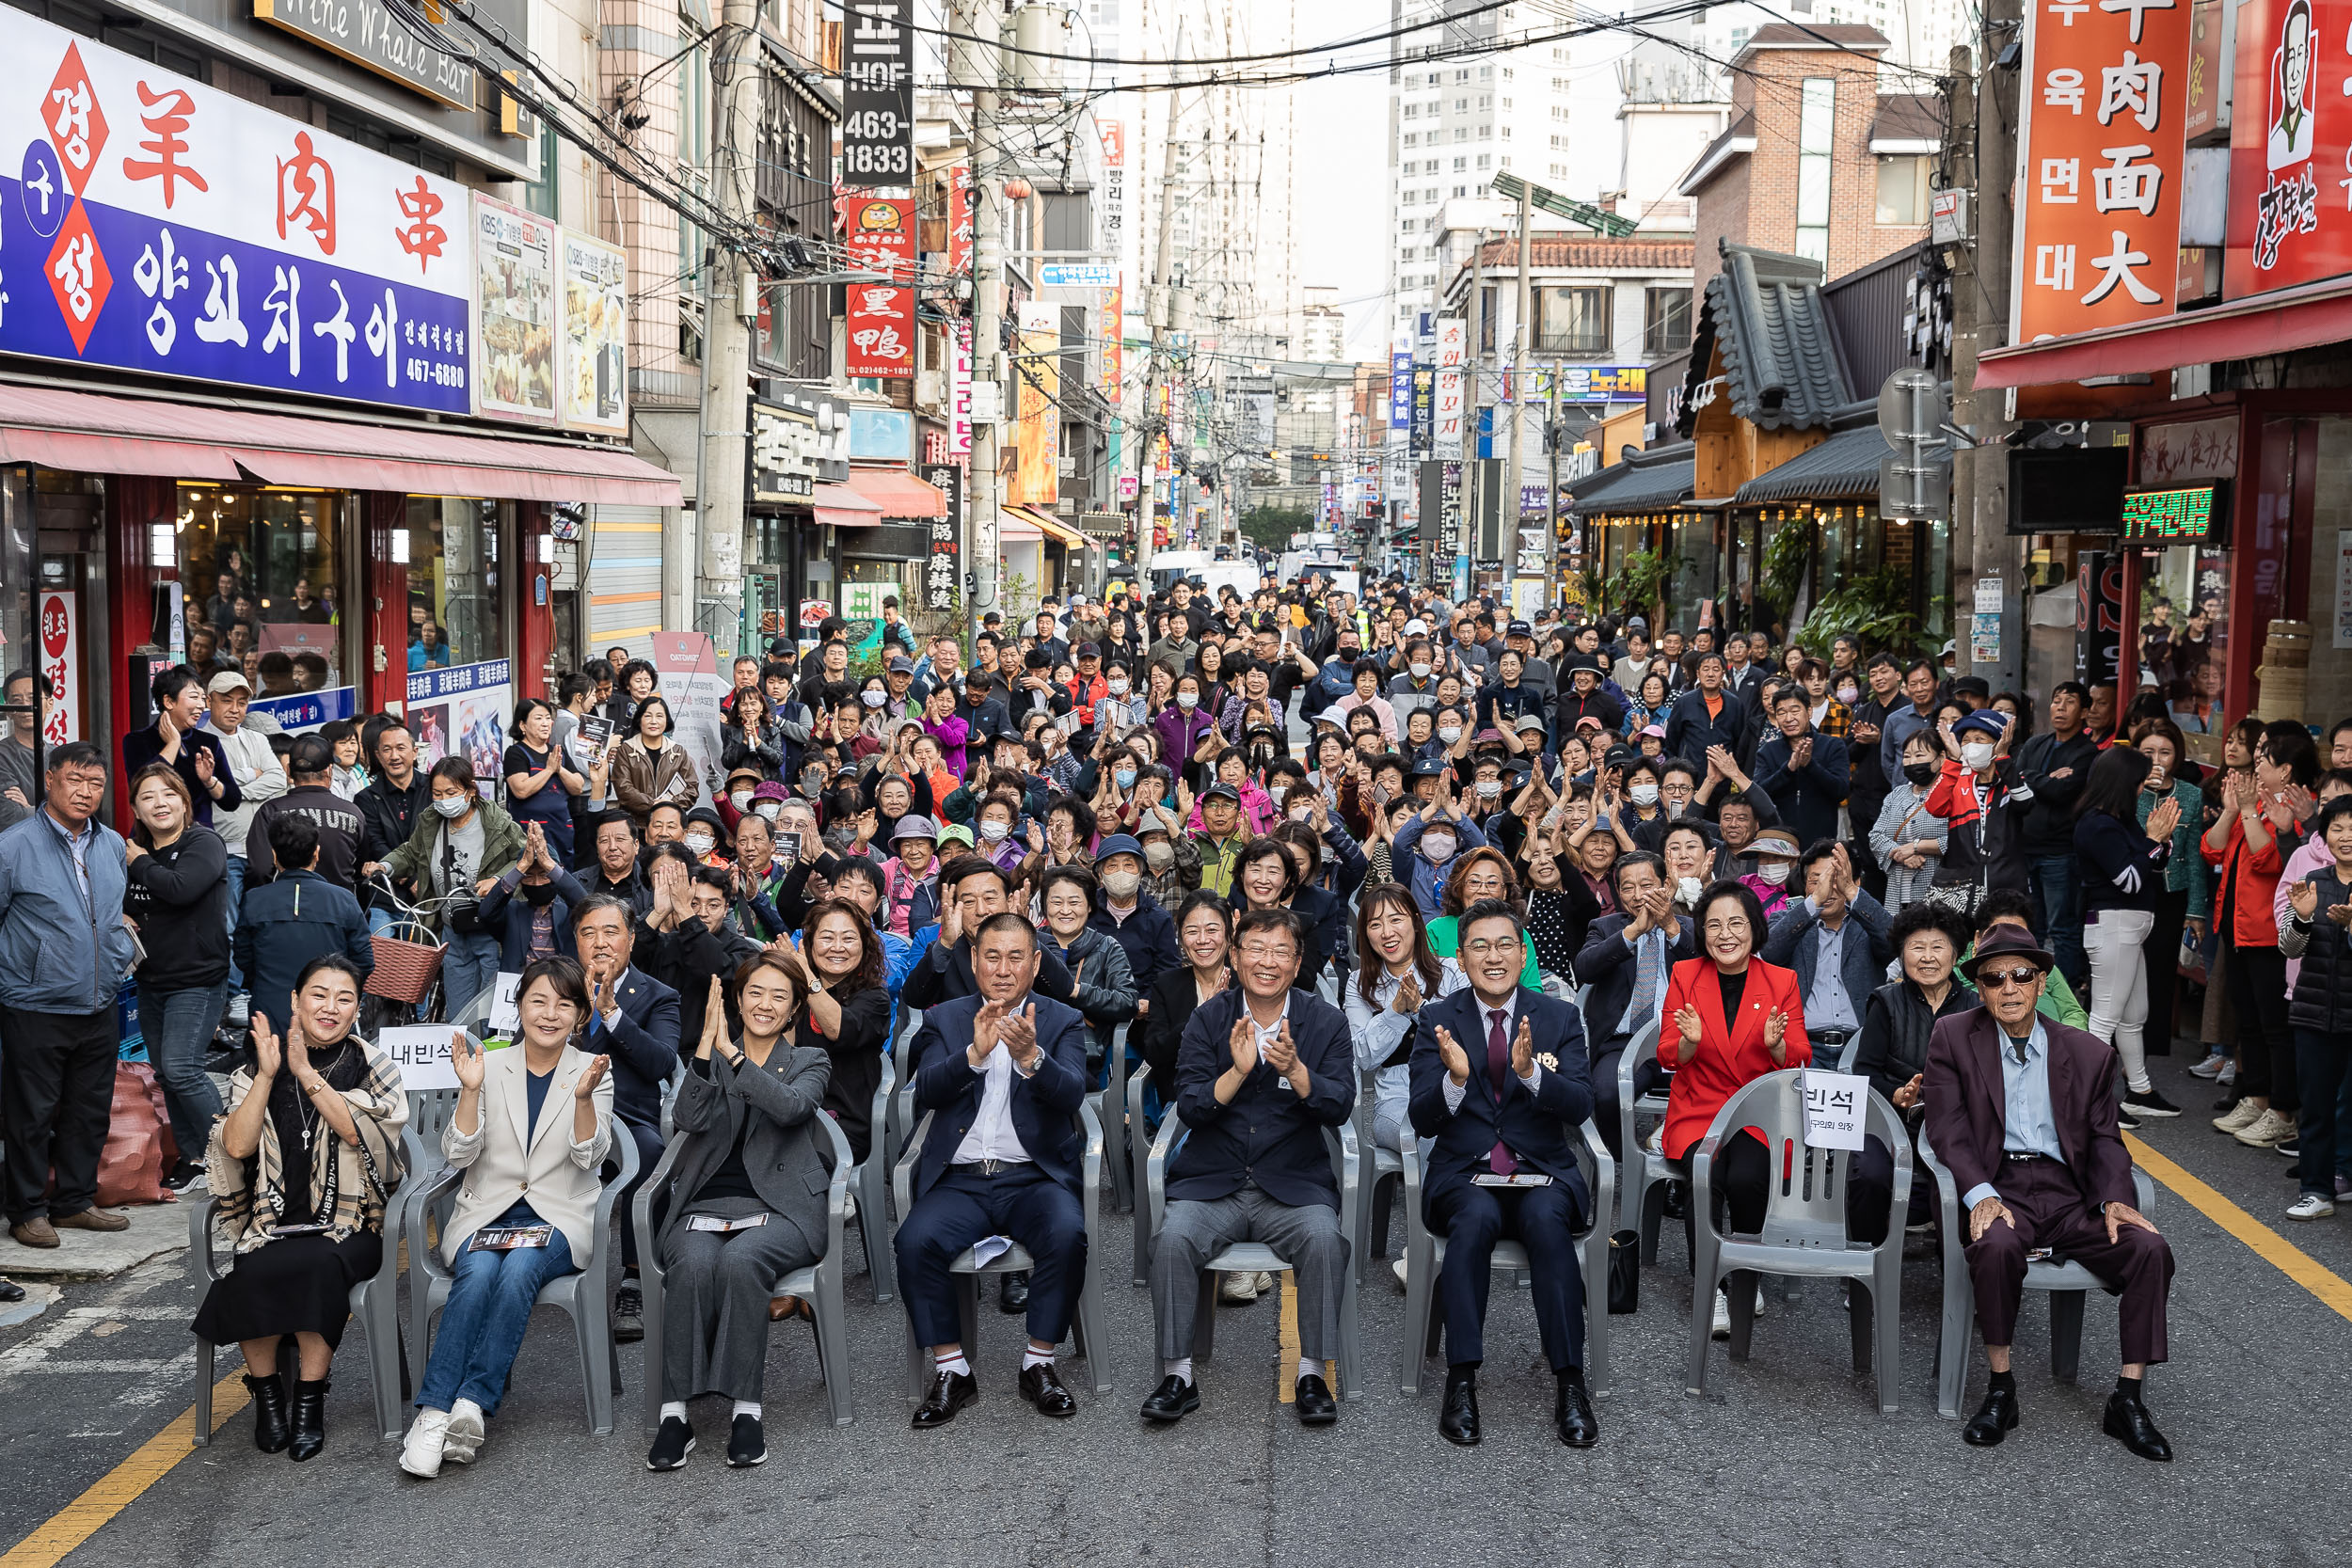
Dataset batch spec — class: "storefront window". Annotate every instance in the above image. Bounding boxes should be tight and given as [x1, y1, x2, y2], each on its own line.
[401, 499, 507, 672]
[177, 485, 346, 695]
[2137, 544, 2230, 735]
[0, 469, 32, 685]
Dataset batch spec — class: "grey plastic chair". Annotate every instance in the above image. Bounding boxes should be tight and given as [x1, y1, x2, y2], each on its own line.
[1397, 1119, 1616, 1395]
[190, 1116, 426, 1446]
[1091, 1022, 1135, 1214]
[632, 1111, 855, 1432]
[405, 1115, 642, 1435]
[1355, 1067, 1405, 1285]
[1917, 1122, 2157, 1418]
[1128, 1058, 1156, 1286]
[891, 1101, 1113, 1401]
[1684, 1069, 1912, 1414]
[1615, 1020, 1675, 1259]
[1143, 1112, 1365, 1401]
[883, 1006, 925, 1203]
[848, 1049, 898, 1304]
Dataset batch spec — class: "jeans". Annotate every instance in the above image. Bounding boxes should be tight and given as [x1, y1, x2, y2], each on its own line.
[367, 906, 396, 938]
[2084, 909, 2155, 1093]
[438, 929, 503, 1025]
[137, 981, 228, 1162]
[417, 1200, 578, 1416]
[221, 855, 247, 991]
[2028, 853, 2088, 993]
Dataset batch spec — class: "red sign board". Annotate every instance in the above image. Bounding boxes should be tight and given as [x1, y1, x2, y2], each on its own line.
[844, 194, 914, 277]
[847, 281, 914, 378]
[2225, 0, 2352, 295]
[946, 165, 972, 277]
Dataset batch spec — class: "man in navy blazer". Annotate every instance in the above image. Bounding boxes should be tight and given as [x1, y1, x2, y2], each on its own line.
[1752, 687, 1852, 852]
[895, 911, 1091, 1428]
[1142, 907, 1356, 1428]
[1409, 897, 1600, 1449]
[570, 893, 682, 1343]
[1572, 852, 1692, 1159]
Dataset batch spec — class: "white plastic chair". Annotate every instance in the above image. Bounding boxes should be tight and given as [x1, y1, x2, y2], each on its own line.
[1684, 1069, 1912, 1414]
[1917, 1122, 2157, 1419]
[1615, 1020, 1674, 1259]
[631, 1112, 855, 1431]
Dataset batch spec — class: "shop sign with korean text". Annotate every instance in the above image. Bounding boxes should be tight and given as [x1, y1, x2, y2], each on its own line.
[473, 194, 556, 423]
[2223, 0, 2352, 294]
[839, 1, 913, 187]
[843, 193, 914, 378]
[0, 12, 471, 414]
[2012, 0, 2192, 341]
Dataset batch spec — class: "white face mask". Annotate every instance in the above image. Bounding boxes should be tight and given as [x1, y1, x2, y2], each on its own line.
[980, 819, 1010, 843]
[683, 832, 715, 856]
[1961, 741, 1996, 770]
[754, 801, 781, 821]
[1629, 783, 1660, 806]
[1438, 726, 1462, 745]
[1422, 832, 1457, 865]
[1755, 861, 1792, 886]
[1108, 679, 1130, 695]
[1409, 661, 1431, 679]
[1677, 876, 1704, 902]
[1176, 692, 1199, 709]
[433, 795, 470, 819]
[1476, 780, 1501, 799]
[729, 790, 754, 811]
[862, 690, 885, 707]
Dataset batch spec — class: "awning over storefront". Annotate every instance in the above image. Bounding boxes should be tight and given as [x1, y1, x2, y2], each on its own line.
[0, 383, 684, 505]
[1732, 424, 1921, 504]
[998, 511, 1045, 543]
[812, 482, 885, 531]
[1568, 456, 1696, 514]
[843, 465, 947, 519]
[1009, 505, 1090, 547]
[1973, 274, 2352, 390]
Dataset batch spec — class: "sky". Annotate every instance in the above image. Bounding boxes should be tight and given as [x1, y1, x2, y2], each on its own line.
[1292, 0, 1393, 362]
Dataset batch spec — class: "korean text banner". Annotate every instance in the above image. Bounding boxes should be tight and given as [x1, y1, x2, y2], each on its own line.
[2225, 0, 2352, 295]
[1, 13, 471, 414]
[2011, 0, 2192, 341]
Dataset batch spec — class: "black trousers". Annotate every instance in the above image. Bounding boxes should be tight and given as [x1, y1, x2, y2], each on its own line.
[1589, 1042, 1662, 1162]
[1844, 1127, 1932, 1245]
[1672, 1132, 1769, 1274]
[3, 1007, 119, 1224]
[1428, 1176, 1584, 1371]
[2224, 938, 2296, 1111]
[2141, 886, 2188, 1061]
[605, 1117, 663, 1273]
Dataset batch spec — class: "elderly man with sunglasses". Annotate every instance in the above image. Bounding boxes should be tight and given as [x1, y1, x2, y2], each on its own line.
[1922, 925, 2175, 1462]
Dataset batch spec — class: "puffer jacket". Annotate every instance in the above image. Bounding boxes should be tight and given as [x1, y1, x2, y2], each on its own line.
[0, 810, 136, 1011]
[2280, 863, 2352, 1033]
[1046, 924, 1138, 1063]
[1850, 974, 1980, 1108]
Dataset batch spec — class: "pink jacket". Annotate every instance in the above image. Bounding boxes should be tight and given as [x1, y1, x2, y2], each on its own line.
[1184, 777, 1277, 837]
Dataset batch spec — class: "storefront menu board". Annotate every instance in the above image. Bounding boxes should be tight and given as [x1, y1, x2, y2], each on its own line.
[2120, 482, 2227, 544]
[559, 229, 627, 436]
[473, 194, 557, 424]
[2228, 0, 2352, 295]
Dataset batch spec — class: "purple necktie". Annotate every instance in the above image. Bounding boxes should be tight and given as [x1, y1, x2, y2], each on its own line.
[1486, 1007, 1517, 1177]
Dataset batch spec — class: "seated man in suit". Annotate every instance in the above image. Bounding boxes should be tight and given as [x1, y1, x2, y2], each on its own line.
[1142, 907, 1356, 1428]
[1761, 841, 1892, 1069]
[566, 894, 682, 1344]
[1411, 898, 1600, 1449]
[894, 912, 1092, 1428]
[1923, 925, 2176, 1461]
[1571, 851, 1692, 1159]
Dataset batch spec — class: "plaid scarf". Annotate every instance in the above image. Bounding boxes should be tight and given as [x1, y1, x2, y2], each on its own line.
[206, 1039, 410, 1256]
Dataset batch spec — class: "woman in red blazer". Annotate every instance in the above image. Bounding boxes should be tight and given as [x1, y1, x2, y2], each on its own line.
[1661, 879, 1808, 1300]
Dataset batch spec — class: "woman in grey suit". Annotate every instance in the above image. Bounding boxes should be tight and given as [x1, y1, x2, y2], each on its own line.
[646, 951, 834, 1473]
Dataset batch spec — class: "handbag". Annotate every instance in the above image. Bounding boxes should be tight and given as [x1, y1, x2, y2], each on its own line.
[1607, 1228, 1640, 1315]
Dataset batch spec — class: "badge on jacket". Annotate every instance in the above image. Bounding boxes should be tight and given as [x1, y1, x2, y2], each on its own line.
[1536, 1052, 1559, 1070]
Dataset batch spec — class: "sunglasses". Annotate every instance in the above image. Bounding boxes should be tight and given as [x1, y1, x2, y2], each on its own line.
[1979, 965, 2044, 990]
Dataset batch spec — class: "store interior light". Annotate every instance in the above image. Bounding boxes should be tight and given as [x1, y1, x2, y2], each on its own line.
[391, 530, 410, 564]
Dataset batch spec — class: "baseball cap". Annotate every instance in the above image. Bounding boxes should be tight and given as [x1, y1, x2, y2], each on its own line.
[206, 670, 251, 696]
[888, 656, 915, 674]
[1404, 618, 1429, 636]
[1640, 722, 1667, 740]
[1410, 756, 1449, 778]
[1954, 710, 2008, 739]
[1095, 832, 1145, 864]
[1507, 620, 1533, 638]
[1473, 727, 1508, 749]
[938, 823, 977, 848]
[1075, 642, 1101, 658]
[1203, 782, 1242, 803]
[1513, 713, 1546, 733]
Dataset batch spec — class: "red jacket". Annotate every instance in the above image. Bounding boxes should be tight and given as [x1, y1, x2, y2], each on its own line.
[1659, 957, 1810, 1161]
[2201, 813, 2284, 947]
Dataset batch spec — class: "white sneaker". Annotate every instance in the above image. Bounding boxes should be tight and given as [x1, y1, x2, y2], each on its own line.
[2286, 1195, 2337, 1222]
[1254, 1271, 1274, 1293]
[1645, 1126, 1664, 1156]
[1710, 1289, 1731, 1339]
[2233, 1108, 2296, 1148]
[398, 1409, 451, 1479]
[1753, 1285, 1768, 1320]
[1390, 1255, 1409, 1291]
[1217, 1272, 1260, 1304]
[2212, 1100, 2265, 1134]
[440, 1398, 485, 1465]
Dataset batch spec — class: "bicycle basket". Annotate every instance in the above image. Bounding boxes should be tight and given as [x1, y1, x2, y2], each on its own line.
[366, 934, 445, 1003]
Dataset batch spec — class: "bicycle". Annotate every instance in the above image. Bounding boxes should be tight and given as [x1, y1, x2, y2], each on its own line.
[360, 871, 471, 1031]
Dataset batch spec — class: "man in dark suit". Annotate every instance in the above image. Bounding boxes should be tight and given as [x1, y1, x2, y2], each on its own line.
[1410, 898, 1600, 1448]
[1662, 653, 1756, 772]
[1573, 852, 1692, 1159]
[1142, 907, 1355, 1428]
[1924, 926, 2175, 1461]
[570, 893, 682, 1343]
[1752, 687, 1851, 852]
[1761, 843, 1891, 1069]
[895, 912, 1092, 1427]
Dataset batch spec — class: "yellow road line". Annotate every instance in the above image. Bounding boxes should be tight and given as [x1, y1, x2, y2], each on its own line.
[2124, 1132, 2352, 1325]
[0, 1372, 248, 1568]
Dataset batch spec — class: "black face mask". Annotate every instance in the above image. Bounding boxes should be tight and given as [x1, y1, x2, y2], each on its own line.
[1904, 761, 1936, 785]
[522, 880, 558, 906]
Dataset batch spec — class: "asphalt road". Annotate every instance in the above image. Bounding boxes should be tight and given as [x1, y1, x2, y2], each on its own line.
[2, 1050, 2348, 1568]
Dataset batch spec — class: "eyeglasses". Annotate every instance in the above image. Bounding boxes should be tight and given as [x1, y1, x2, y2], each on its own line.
[1979, 966, 2043, 990]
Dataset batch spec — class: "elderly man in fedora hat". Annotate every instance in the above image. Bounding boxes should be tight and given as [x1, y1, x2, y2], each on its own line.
[1923, 924, 2175, 1462]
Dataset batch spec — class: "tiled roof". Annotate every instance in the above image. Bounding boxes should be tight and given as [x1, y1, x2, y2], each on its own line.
[1871, 92, 1944, 143]
[1676, 242, 1854, 436]
[1737, 23, 1890, 52]
[1472, 237, 1697, 271]
[1566, 450, 1696, 514]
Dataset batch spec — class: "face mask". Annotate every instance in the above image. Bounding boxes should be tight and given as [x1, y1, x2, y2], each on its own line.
[1289, 803, 1314, 821]
[1756, 862, 1792, 886]
[1409, 661, 1431, 679]
[755, 801, 782, 821]
[1677, 876, 1704, 902]
[1476, 780, 1501, 800]
[1904, 761, 1937, 785]
[730, 790, 754, 811]
[1438, 726, 1462, 745]
[1630, 783, 1660, 806]
[1961, 741, 1996, 770]
[521, 880, 558, 906]
[683, 832, 715, 856]
[1422, 832, 1457, 865]
[1176, 692, 1199, 709]
[433, 796, 470, 819]
[980, 820, 1009, 843]
[1115, 768, 1137, 789]
[862, 690, 885, 707]
[1108, 679, 1130, 696]
[1836, 684, 1860, 705]
[1143, 841, 1175, 871]
[1100, 868, 1141, 900]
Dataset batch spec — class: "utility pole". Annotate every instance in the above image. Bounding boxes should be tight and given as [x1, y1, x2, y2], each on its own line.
[694, 6, 759, 655]
[1954, 10, 2020, 685]
[1546, 356, 1562, 602]
[954, 0, 1002, 634]
[1506, 180, 1533, 613]
[1137, 54, 1187, 580]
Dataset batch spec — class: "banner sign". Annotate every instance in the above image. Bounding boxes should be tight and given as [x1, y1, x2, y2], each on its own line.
[1390, 349, 1413, 429]
[1534, 365, 1648, 402]
[847, 282, 914, 377]
[949, 318, 974, 455]
[1039, 263, 1117, 287]
[253, 0, 476, 110]
[1097, 119, 1125, 267]
[920, 461, 963, 611]
[839, 1, 913, 187]
[472, 194, 557, 424]
[843, 194, 914, 275]
[946, 163, 973, 276]
[245, 683, 358, 734]
[38, 592, 77, 746]
[650, 631, 729, 808]
[1435, 317, 1467, 456]
[405, 657, 512, 795]
[2225, 0, 2352, 294]
[558, 229, 627, 435]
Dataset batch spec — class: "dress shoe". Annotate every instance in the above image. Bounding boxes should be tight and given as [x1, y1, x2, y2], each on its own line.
[243, 1372, 291, 1453]
[161, 1161, 205, 1192]
[0, 1277, 24, 1304]
[1019, 1360, 1077, 1418]
[287, 1378, 328, 1462]
[1963, 1383, 2020, 1447]
[911, 1369, 978, 1429]
[1140, 1374, 1200, 1423]
[612, 1281, 644, 1344]
[2104, 1390, 2173, 1462]
[726, 1413, 767, 1466]
[644, 1414, 693, 1470]
[998, 1270, 1030, 1313]
[9, 1218, 58, 1249]
[53, 1208, 128, 1233]
[1294, 1372, 1339, 1425]
[1555, 1370, 1599, 1448]
[1438, 1371, 1481, 1446]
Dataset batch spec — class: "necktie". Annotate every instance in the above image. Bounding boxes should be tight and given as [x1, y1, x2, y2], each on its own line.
[1486, 1007, 1517, 1177]
[1626, 930, 1661, 1042]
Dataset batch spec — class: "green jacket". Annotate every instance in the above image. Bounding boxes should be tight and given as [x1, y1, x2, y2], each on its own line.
[1957, 938, 2088, 1029]
[382, 796, 526, 933]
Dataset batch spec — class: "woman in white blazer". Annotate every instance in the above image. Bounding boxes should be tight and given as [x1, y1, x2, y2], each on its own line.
[400, 956, 612, 1479]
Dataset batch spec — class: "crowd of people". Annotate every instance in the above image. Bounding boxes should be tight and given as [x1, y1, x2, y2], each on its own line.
[17, 568, 2349, 1471]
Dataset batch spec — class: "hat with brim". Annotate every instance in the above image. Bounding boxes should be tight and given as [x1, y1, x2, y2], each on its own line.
[1748, 827, 1803, 859]
[1095, 832, 1145, 864]
[891, 815, 938, 843]
[1961, 924, 2057, 983]
[1953, 710, 2007, 740]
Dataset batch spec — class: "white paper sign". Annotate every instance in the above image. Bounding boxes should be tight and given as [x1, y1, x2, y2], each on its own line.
[488, 972, 523, 1035]
[2334, 530, 2352, 649]
[1801, 1069, 1868, 1150]
[1973, 577, 2004, 613]
[380, 1025, 461, 1092]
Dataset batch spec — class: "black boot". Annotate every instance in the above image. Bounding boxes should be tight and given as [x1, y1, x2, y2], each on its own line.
[288, 1378, 328, 1462]
[244, 1372, 290, 1454]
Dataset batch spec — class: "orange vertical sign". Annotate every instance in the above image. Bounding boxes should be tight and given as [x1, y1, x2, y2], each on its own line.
[2011, 0, 2193, 343]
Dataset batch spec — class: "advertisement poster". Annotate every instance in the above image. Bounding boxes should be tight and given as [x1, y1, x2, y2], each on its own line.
[406, 657, 512, 795]
[649, 630, 729, 808]
[558, 229, 627, 435]
[0, 14, 472, 415]
[472, 193, 557, 422]
[38, 592, 77, 745]
[1010, 300, 1059, 506]
[2224, 0, 2352, 294]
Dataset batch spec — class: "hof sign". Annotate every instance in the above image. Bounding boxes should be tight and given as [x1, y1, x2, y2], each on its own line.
[840, 1, 913, 186]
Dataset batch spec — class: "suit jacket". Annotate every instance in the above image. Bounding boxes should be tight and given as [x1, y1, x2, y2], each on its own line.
[908, 990, 1089, 1200]
[585, 964, 681, 1133]
[1573, 911, 1694, 1052]
[1657, 957, 1810, 1161]
[1752, 730, 1852, 850]
[440, 1042, 617, 1264]
[1663, 687, 1758, 772]
[659, 1042, 834, 1253]
[1169, 987, 1357, 1210]
[1406, 986, 1595, 1225]
[1921, 1008, 2136, 1216]
[1760, 892, 1892, 1030]
[900, 933, 1076, 1013]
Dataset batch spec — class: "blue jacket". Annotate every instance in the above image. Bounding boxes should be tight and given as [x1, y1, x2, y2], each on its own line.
[1088, 891, 1180, 997]
[586, 965, 681, 1133]
[1389, 812, 1490, 919]
[1761, 891, 1893, 1037]
[1406, 986, 1595, 1225]
[231, 868, 373, 1037]
[1752, 729, 1851, 851]
[0, 810, 135, 1013]
[907, 990, 1089, 1200]
[1169, 987, 1357, 1211]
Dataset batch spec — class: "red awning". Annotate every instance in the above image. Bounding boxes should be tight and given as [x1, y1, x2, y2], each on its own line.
[0, 382, 684, 505]
[1974, 275, 2352, 390]
[841, 465, 947, 519]
[812, 482, 885, 531]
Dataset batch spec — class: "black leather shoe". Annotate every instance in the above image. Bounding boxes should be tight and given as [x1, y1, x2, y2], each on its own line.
[244, 1372, 290, 1454]
[1140, 1374, 1200, 1423]
[1294, 1372, 1339, 1425]
[2104, 1391, 2173, 1462]
[726, 1413, 767, 1466]
[1438, 1371, 1481, 1446]
[613, 1281, 644, 1344]
[1555, 1370, 1599, 1448]
[287, 1378, 328, 1462]
[1019, 1360, 1077, 1418]
[998, 1270, 1030, 1313]
[0, 1277, 22, 1305]
[911, 1370, 978, 1429]
[1963, 1383, 2020, 1447]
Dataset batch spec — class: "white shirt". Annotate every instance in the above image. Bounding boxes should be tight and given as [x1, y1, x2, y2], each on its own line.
[953, 992, 1041, 1166]
[1440, 986, 1543, 1113]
